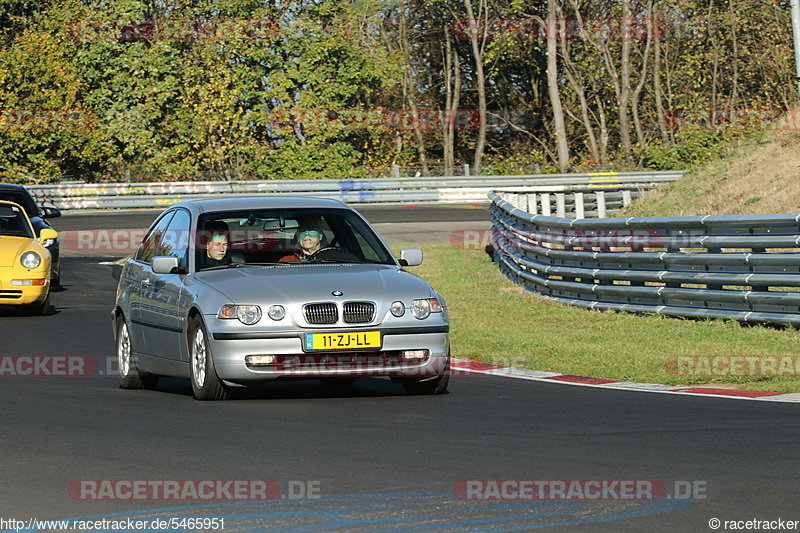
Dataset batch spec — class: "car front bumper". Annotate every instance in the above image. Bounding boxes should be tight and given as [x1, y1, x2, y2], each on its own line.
[0, 280, 50, 305]
[207, 323, 450, 381]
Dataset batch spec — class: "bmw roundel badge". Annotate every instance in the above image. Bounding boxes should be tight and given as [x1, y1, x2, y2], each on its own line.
[331, 290, 343, 297]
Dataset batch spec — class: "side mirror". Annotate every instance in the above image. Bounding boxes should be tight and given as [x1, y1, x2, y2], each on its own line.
[399, 248, 423, 267]
[152, 256, 181, 274]
[41, 206, 61, 219]
[39, 228, 59, 242]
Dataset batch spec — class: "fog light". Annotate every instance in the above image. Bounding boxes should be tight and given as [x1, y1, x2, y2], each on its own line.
[401, 350, 429, 361]
[245, 355, 277, 366]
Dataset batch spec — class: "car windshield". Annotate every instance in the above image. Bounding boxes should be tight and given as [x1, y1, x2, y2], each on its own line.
[195, 208, 395, 271]
[0, 205, 33, 238]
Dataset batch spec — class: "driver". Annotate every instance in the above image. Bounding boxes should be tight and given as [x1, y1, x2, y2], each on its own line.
[280, 228, 330, 262]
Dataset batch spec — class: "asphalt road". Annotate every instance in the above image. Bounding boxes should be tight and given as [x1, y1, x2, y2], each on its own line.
[2, 207, 800, 532]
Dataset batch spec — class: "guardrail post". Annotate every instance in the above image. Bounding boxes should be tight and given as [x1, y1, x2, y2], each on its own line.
[392, 164, 400, 178]
[464, 164, 470, 177]
[556, 193, 566, 217]
[541, 193, 552, 216]
[622, 190, 632, 207]
[596, 191, 607, 218]
[574, 192, 585, 218]
[529, 193, 538, 215]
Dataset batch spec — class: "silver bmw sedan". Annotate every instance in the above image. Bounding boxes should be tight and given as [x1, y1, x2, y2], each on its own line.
[112, 197, 450, 400]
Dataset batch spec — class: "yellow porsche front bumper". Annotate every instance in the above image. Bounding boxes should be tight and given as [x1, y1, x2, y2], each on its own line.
[0, 269, 51, 306]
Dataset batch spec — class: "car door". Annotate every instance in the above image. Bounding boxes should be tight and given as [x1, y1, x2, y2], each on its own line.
[137, 208, 193, 361]
[128, 211, 175, 354]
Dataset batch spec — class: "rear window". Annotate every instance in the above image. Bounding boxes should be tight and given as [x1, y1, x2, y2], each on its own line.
[0, 189, 38, 217]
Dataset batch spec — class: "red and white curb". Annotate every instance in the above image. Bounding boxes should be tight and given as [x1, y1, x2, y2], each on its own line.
[451, 359, 800, 403]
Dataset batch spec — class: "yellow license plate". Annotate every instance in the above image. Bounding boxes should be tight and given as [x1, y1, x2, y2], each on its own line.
[305, 331, 381, 351]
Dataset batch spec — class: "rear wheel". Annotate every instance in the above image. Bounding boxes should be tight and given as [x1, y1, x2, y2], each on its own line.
[117, 317, 157, 389]
[189, 316, 227, 400]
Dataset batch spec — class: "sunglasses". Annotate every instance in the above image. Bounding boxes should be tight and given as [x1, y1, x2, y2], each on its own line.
[299, 230, 323, 240]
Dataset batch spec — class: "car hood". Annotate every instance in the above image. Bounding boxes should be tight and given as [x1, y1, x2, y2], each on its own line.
[194, 264, 434, 303]
[0, 237, 31, 267]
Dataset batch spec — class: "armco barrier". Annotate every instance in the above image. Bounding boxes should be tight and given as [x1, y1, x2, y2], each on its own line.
[26, 171, 684, 209]
[489, 191, 800, 327]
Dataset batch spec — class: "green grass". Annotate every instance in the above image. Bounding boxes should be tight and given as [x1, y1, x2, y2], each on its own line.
[401, 242, 800, 393]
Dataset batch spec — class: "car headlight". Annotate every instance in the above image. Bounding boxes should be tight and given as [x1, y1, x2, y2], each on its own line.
[411, 298, 442, 320]
[218, 304, 262, 325]
[390, 301, 405, 317]
[267, 305, 285, 321]
[20, 251, 41, 269]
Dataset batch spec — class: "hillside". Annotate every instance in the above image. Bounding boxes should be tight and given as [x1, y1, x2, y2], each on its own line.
[622, 130, 800, 217]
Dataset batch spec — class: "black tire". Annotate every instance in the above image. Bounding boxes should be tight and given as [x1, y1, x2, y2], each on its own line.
[23, 292, 50, 316]
[402, 372, 450, 395]
[116, 316, 157, 389]
[188, 316, 227, 400]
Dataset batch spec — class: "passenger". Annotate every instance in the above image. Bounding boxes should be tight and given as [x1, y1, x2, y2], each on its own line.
[199, 221, 241, 268]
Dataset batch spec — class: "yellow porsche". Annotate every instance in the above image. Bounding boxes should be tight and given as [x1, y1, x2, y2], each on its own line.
[0, 200, 58, 315]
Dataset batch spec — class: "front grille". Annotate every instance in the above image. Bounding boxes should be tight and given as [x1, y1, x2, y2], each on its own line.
[343, 301, 375, 323]
[304, 303, 338, 324]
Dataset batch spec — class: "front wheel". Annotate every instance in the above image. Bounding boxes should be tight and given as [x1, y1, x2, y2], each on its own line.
[402, 373, 449, 395]
[189, 316, 227, 400]
[23, 292, 50, 316]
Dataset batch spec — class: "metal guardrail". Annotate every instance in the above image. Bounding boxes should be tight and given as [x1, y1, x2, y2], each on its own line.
[26, 171, 684, 210]
[489, 191, 800, 327]
[495, 183, 667, 218]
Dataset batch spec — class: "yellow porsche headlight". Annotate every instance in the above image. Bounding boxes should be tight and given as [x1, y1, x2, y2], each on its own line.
[20, 251, 42, 269]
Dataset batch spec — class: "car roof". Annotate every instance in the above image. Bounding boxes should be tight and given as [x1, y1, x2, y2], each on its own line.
[172, 196, 355, 215]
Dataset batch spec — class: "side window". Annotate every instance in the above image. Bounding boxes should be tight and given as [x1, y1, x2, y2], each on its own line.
[159, 209, 191, 270]
[135, 212, 175, 264]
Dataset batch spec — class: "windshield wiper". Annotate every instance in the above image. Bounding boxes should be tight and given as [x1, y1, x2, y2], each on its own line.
[199, 263, 244, 271]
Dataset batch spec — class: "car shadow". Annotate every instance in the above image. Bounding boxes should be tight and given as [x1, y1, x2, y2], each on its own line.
[0, 303, 62, 317]
[146, 376, 421, 400]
